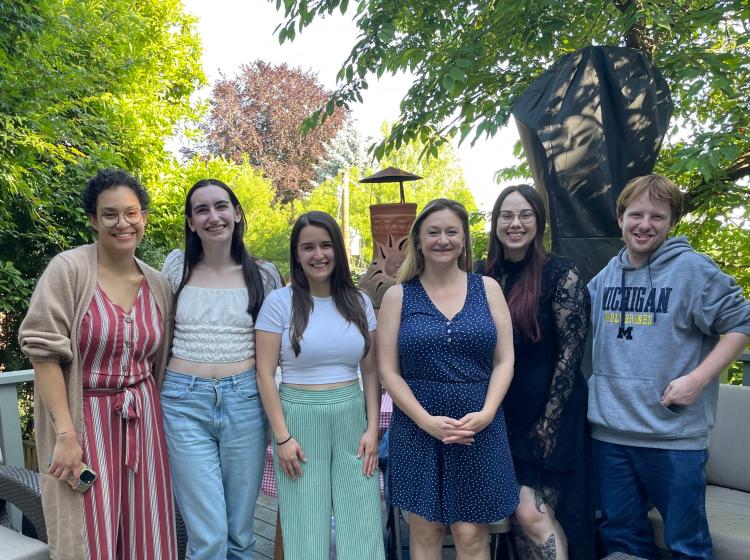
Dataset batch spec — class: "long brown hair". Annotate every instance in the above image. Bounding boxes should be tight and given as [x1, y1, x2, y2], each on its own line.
[174, 179, 267, 321]
[485, 185, 549, 342]
[397, 199, 473, 283]
[288, 211, 371, 357]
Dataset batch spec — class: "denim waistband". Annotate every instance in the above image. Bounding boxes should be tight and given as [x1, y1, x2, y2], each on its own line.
[279, 382, 361, 404]
[164, 368, 256, 390]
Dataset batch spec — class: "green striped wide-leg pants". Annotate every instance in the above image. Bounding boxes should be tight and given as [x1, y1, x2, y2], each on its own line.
[274, 383, 385, 560]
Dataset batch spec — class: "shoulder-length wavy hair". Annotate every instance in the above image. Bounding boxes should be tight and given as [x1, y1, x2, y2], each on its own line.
[397, 198, 473, 284]
[288, 211, 370, 357]
[174, 178, 266, 321]
[485, 184, 549, 342]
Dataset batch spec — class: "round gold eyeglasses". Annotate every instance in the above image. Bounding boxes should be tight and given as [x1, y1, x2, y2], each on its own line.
[98, 208, 145, 228]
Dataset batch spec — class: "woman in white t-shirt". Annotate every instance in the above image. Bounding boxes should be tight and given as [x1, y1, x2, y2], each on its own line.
[255, 211, 385, 560]
[160, 179, 282, 560]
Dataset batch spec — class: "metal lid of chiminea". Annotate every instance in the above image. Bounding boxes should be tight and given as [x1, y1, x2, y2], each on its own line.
[360, 167, 422, 203]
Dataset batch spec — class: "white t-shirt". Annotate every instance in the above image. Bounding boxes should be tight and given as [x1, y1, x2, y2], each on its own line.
[255, 286, 376, 384]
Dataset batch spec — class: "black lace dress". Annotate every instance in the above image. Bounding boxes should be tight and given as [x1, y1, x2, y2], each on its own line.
[479, 254, 595, 560]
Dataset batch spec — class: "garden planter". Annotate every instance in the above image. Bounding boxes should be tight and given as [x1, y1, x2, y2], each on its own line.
[359, 203, 417, 309]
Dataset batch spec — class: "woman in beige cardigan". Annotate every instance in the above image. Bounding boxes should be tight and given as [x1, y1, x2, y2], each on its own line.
[18, 168, 175, 560]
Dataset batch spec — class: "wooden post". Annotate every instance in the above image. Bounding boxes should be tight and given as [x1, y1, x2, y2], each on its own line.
[341, 168, 351, 267]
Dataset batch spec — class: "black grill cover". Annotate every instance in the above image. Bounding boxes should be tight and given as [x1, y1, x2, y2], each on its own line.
[511, 46, 673, 284]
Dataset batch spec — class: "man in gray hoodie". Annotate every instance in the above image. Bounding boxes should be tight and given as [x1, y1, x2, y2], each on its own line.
[588, 174, 750, 558]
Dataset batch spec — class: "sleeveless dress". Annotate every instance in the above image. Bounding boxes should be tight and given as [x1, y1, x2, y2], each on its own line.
[78, 280, 176, 559]
[388, 273, 519, 524]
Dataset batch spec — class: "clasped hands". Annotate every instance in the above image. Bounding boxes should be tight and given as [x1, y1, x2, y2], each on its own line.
[421, 410, 493, 445]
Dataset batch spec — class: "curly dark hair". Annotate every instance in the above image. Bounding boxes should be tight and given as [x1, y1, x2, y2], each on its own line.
[81, 168, 149, 215]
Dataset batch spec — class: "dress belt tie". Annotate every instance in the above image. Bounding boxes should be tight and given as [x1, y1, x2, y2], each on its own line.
[83, 378, 146, 473]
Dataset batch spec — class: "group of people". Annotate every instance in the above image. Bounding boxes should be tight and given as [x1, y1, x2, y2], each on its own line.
[18, 168, 750, 560]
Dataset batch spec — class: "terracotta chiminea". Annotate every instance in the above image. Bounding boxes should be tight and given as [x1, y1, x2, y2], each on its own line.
[359, 167, 422, 308]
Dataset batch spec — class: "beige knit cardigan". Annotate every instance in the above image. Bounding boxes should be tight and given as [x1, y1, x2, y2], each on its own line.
[18, 243, 173, 560]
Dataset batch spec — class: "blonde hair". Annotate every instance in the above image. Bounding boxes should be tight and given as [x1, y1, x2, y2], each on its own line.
[617, 174, 684, 226]
[397, 198, 473, 283]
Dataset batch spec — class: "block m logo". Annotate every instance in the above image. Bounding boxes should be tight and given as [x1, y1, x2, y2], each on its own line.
[617, 326, 633, 340]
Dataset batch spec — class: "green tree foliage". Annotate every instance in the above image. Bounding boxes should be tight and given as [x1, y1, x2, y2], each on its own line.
[203, 61, 347, 202]
[0, 0, 204, 369]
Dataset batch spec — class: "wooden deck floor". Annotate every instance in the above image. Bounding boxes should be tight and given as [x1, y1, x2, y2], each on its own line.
[254, 495, 279, 559]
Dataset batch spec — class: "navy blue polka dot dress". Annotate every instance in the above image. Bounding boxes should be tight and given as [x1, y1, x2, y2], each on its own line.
[389, 273, 519, 524]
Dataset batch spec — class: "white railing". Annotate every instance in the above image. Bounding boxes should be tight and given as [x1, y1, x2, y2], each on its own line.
[0, 369, 33, 469]
[0, 369, 34, 530]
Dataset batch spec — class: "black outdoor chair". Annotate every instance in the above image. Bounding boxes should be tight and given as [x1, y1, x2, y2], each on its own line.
[0, 463, 47, 542]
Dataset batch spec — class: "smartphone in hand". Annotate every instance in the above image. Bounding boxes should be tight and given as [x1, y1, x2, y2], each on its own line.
[46, 458, 98, 493]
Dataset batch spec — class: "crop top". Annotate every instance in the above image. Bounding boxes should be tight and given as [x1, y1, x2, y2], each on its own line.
[162, 249, 282, 363]
[255, 286, 377, 384]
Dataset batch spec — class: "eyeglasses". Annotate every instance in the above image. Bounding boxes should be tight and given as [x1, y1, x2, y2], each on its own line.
[498, 210, 535, 224]
[98, 208, 145, 228]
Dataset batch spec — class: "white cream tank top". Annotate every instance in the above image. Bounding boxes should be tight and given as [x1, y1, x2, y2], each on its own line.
[162, 249, 281, 363]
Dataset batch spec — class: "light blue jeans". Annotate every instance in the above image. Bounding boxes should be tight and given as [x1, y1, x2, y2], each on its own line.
[160, 369, 267, 560]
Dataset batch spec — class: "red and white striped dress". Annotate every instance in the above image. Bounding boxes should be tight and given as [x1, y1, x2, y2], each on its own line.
[78, 280, 176, 559]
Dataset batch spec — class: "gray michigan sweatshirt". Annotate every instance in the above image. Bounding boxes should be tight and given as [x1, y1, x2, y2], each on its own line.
[587, 236, 750, 450]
